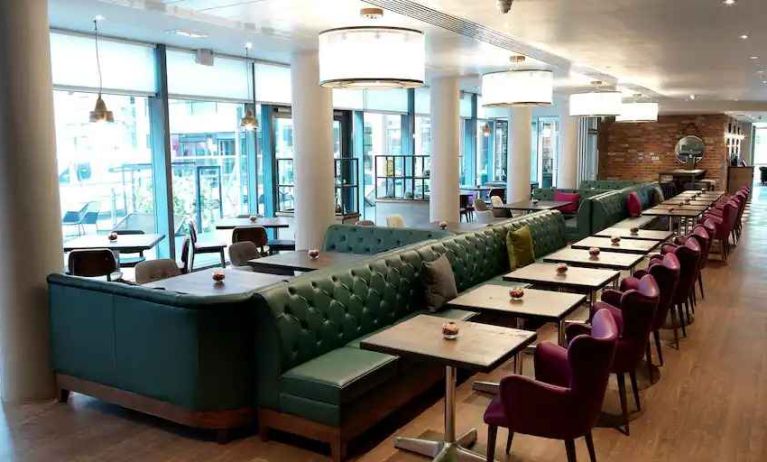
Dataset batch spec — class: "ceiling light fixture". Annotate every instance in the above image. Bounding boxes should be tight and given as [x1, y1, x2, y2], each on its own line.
[497, 0, 515, 14]
[616, 95, 659, 123]
[166, 29, 209, 39]
[750, 56, 759, 60]
[240, 42, 258, 131]
[569, 81, 622, 117]
[722, 0, 737, 5]
[740, 34, 750, 40]
[318, 9, 425, 89]
[689, 94, 696, 100]
[89, 16, 113, 123]
[481, 55, 553, 107]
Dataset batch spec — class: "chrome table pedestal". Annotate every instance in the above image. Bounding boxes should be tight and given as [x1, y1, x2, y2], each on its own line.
[395, 366, 491, 461]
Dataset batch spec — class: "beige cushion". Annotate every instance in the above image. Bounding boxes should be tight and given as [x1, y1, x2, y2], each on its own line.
[422, 254, 458, 312]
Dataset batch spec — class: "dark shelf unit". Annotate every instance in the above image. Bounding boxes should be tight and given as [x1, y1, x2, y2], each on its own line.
[375, 154, 430, 200]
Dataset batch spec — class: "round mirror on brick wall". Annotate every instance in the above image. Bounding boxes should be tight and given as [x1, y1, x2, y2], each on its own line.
[675, 135, 705, 167]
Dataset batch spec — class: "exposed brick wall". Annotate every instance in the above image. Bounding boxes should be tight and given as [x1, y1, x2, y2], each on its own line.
[598, 114, 744, 187]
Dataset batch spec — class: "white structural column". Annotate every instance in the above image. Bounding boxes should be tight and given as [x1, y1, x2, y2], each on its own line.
[0, 0, 62, 401]
[290, 51, 335, 250]
[507, 107, 533, 202]
[557, 99, 579, 189]
[429, 77, 461, 223]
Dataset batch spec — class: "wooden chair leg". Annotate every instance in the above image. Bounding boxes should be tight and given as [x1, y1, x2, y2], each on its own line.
[698, 273, 705, 299]
[653, 330, 664, 366]
[486, 425, 497, 462]
[505, 430, 514, 454]
[678, 305, 687, 338]
[58, 388, 70, 403]
[565, 439, 577, 462]
[629, 371, 641, 411]
[645, 344, 654, 380]
[617, 373, 630, 436]
[584, 431, 597, 462]
[220, 249, 226, 268]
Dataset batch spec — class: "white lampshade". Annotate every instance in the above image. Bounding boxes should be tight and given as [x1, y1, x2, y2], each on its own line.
[481, 70, 553, 106]
[616, 102, 659, 122]
[569, 91, 623, 116]
[318, 27, 425, 89]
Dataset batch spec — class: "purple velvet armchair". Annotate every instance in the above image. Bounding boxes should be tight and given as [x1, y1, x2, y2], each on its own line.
[483, 309, 618, 462]
[660, 238, 701, 341]
[628, 253, 681, 367]
[589, 274, 659, 435]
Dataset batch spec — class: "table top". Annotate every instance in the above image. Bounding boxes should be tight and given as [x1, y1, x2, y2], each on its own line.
[215, 216, 292, 230]
[593, 227, 673, 241]
[142, 268, 288, 296]
[651, 203, 708, 212]
[460, 185, 493, 192]
[247, 250, 369, 274]
[500, 200, 573, 211]
[543, 248, 646, 271]
[63, 233, 164, 252]
[661, 199, 712, 207]
[571, 236, 659, 254]
[448, 284, 586, 322]
[360, 314, 537, 372]
[502, 262, 619, 291]
[659, 169, 706, 176]
[642, 207, 704, 218]
[417, 221, 501, 234]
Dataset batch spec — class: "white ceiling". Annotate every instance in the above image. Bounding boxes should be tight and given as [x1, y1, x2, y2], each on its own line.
[48, 0, 767, 112]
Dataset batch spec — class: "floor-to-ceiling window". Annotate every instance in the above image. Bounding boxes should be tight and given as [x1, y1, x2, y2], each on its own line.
[50, 32, 159, 241]
[536, 117, 559, 188]
[754, 128, 767, 166]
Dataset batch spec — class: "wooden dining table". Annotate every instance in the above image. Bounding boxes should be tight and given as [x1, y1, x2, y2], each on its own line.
[593, 227, 674, 242]
[142, 268, 288, 296]
[361, 315, 536, 462]
[571, 236, 659, 254]
[502, 262, 620, 305]
[214, 216, 292, 230]
[543, 247, 646, 272]
[247, 250, 369, 275]
[63, 233, 165, 253]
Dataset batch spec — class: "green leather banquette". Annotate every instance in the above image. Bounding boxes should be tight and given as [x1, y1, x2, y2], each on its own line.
[322, 224, 451, 254]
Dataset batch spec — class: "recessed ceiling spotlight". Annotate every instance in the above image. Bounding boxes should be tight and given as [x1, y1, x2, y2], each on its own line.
[750, 56, 759, 60]
[689, 94, 696, 100]
[723, 0, 737, 5]
[93, 14, 105, 22]
[740, 34, 750, 40]
[245, 41, 253, 49]
[166, 29, 209, 39]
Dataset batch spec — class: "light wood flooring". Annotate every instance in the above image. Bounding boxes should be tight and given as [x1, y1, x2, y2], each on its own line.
[5, 188, 767, 462]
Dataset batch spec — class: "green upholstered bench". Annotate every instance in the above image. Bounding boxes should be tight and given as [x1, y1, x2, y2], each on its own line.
[590, 183, 660, 232]
[253, 210, 569, 461]
[531, 188, 613, 241]
[322, 224, 451, 254]
[47, 273, 269, 442]
[579, 179, 638, 189]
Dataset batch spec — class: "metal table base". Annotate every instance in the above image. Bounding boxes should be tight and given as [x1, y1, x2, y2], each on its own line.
[396, 366, 491, 461]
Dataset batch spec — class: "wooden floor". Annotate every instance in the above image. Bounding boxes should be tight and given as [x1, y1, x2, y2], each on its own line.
[6, 187, 767, 462]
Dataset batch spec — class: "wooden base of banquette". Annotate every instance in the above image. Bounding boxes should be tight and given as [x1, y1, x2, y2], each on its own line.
[56, 374, 254, 444]
[258, 364, 445, 462]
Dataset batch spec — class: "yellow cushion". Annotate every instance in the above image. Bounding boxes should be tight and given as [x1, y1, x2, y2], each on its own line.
[507, 225, 535, 270]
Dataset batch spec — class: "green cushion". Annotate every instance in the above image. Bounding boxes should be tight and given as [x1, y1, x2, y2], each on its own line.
[280, 347, 397, 405]
[507, 225, 535, 270]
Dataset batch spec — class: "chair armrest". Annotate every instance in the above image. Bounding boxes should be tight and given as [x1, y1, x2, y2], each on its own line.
[498, 374, 571, 430]
[534, 342, 570, 387]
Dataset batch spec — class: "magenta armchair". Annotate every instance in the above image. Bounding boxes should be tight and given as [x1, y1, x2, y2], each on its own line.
[483, 309, 618, 462]
[660, 239, 701, 342]
[590, 274, 659, 435]
[625, 253, 680, 370]
[701, 200, 738, 261]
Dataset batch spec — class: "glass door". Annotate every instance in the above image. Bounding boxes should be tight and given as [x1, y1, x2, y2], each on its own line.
[195, 165, 223, 230]
[273, 107, 294, 213]
[537, 117, 559, 188]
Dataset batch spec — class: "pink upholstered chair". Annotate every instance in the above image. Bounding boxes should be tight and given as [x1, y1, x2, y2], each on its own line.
[625, 253, 680, 370]
[701, 201, 737, 261]
[589, 274, 660, 435]
[483, 309, 618, 462]
[660, 239, 701, 343]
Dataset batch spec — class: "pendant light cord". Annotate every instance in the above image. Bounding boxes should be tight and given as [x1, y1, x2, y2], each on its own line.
[94, 19, 103, 95]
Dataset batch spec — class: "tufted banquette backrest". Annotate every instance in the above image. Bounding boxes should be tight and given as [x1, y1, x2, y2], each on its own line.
[322, 224, 452, 254]
[252, 210, 568, 407]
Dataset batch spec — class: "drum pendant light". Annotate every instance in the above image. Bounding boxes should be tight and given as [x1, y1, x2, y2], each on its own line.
[318, 8, 425, 89]
[616, 95, 659, 123]
[240, 43, 258, 131]
[89, 18, 114, 123]
[481, 56, 553, 106]
[569, 81, 622, 117]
